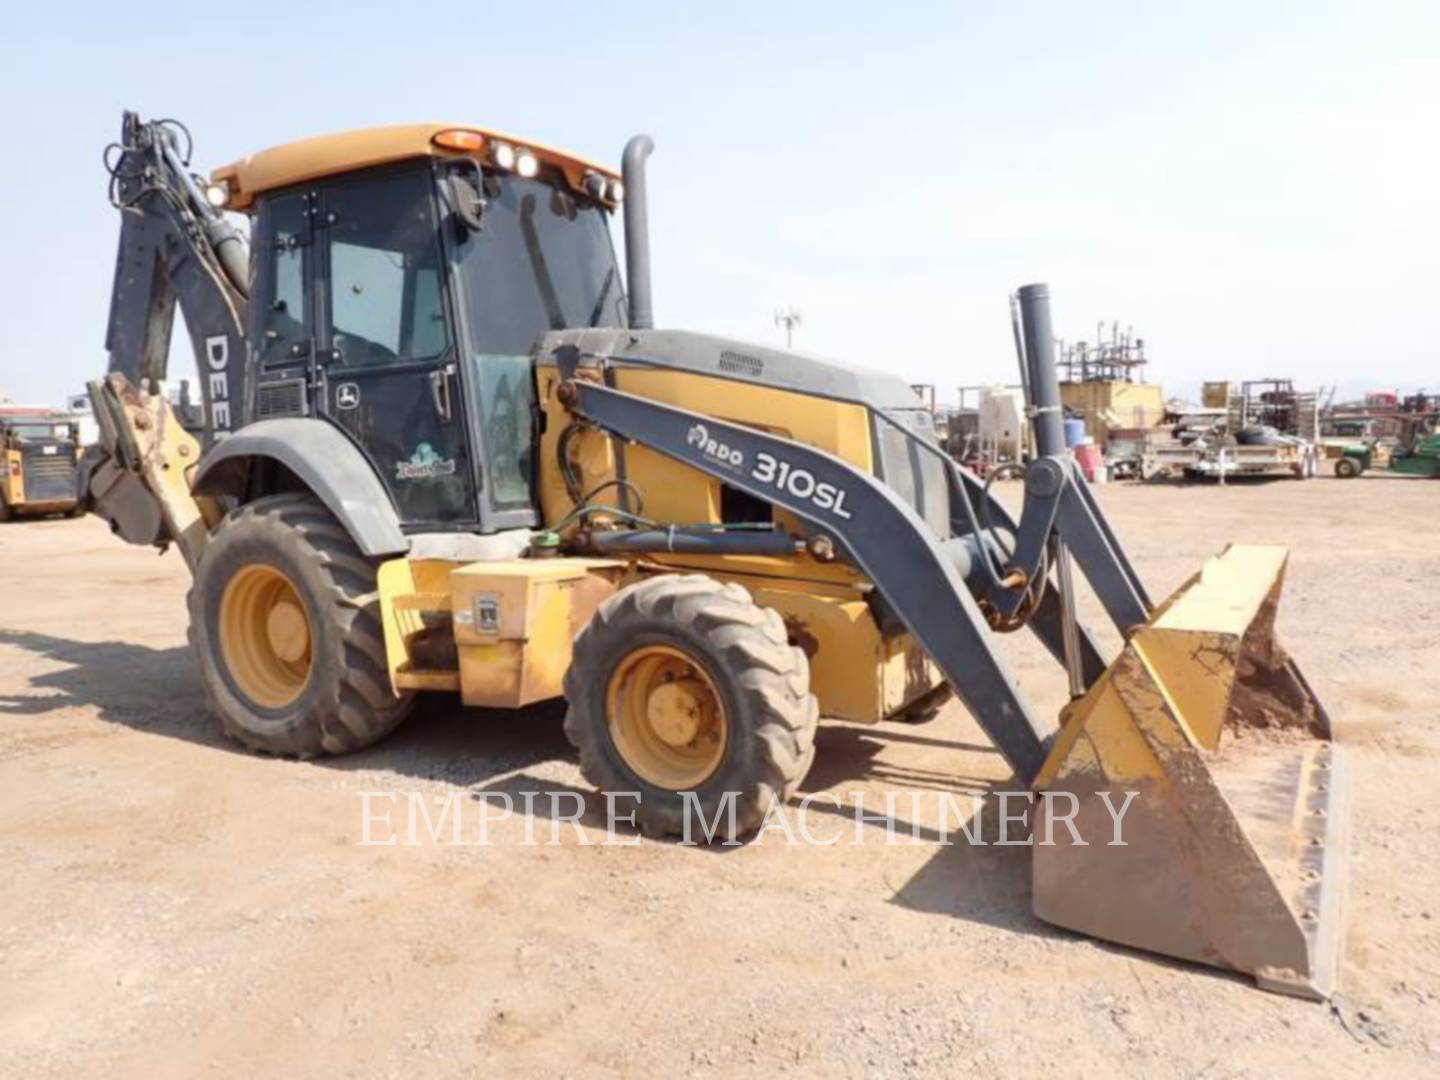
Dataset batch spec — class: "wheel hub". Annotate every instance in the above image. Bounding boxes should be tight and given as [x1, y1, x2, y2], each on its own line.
[219, 563, 313, 710]
[265, 599, 310, 663]
[646, 680, 707, 746]
[607, 645, 727, 790]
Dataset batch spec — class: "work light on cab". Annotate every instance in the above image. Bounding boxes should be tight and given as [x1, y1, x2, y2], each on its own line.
[431, 129, 485, 152]
[490, 141, 516, 170]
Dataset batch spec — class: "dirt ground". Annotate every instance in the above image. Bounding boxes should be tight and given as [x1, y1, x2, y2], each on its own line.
[1, 475, 1437, 1078]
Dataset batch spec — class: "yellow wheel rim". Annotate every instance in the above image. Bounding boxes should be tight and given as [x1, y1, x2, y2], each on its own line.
[606, 644, 727, 790]
[219, 563, 313, 710]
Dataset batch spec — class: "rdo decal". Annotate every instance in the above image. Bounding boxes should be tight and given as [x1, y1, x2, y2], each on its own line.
[686, 423, 744, 469]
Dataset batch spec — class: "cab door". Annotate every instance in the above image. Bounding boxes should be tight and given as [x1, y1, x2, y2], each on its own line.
[315, 165, 479, 528]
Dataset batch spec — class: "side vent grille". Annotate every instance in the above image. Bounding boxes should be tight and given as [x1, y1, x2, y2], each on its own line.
[256, 378, 307, 419]
[718, 350, 764, 378]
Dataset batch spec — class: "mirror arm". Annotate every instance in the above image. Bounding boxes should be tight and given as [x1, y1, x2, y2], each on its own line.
[444, 161, 487, 233]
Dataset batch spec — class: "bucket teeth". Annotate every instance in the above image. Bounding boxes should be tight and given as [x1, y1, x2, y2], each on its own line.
[1032, 544, 1348, 999]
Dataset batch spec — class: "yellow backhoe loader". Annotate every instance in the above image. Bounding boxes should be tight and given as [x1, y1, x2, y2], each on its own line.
[83, 113, 1347, 998]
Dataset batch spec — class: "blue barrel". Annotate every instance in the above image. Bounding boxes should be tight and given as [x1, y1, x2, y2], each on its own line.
[1063, 417, 1087, 447]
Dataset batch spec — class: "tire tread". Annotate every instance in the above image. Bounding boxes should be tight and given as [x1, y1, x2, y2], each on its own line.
[188, 493, 411, 757]
[563, 574, 818, 840]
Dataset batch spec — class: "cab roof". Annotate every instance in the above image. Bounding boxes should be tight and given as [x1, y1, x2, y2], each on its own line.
[211, 123, 620, 212]
[0, 407, 73, 423]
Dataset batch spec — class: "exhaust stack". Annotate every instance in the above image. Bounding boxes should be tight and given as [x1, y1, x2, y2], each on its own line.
[621, 135, 655, 329]
[1016, 283, 1066, 457]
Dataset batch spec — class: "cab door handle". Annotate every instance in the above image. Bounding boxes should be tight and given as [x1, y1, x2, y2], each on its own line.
[429, 363, 456, 423]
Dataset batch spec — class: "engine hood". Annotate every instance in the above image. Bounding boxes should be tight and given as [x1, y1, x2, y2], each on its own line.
[539, 327, 925, 414]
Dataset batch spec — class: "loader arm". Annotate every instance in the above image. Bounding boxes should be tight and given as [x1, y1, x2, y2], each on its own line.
[557, 365, 1059, 783]
[989, 285, 1152, 631]
[932, 417, 1110, 684]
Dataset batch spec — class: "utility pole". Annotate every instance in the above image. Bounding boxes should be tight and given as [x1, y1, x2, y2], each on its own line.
[774, 306, 802, 350]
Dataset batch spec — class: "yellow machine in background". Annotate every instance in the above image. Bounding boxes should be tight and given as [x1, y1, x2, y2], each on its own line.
[0, 408, 83, 521]
[85, 112, 1348, 1000]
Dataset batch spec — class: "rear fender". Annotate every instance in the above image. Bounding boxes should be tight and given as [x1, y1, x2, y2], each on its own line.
[193, 418, 407, 557]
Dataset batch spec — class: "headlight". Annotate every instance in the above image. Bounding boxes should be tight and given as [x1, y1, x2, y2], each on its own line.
[515, 148, 539, 178]
[491, 142, 516, 170]
[204, 180, 230, 208]
[607, 179, 625, 204]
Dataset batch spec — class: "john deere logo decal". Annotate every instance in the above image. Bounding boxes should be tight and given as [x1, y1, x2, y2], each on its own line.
[335, 383, 360, 410]
[396, 443, 457, 481]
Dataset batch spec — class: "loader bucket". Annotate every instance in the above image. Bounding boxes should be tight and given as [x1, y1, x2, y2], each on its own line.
[1032, 545, 1348, 999]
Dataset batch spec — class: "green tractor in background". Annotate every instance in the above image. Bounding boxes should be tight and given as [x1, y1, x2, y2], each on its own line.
[1335, 415, 1440, 478]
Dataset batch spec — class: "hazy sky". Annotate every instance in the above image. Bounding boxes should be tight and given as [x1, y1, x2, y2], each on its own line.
[2, 1, 1435, 407]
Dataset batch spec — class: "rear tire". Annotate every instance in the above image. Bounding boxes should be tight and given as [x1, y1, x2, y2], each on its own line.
[188, 493, 413, 757]
[564, 575, 819, 841]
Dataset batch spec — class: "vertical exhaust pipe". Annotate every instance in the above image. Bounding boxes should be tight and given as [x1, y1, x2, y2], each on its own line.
[622, 135, 655, 329]
[1016, 283, 1085, 698]
[1016, 282, 1066, 459]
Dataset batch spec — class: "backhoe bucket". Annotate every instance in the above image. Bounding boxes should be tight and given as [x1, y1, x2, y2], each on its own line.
[1032, 545, 1348, 999]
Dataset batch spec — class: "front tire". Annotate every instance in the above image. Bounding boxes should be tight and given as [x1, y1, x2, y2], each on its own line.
[1334, 457, 1362, 479]
[564, 575, 819, 841]
[188, 494, 413, 757]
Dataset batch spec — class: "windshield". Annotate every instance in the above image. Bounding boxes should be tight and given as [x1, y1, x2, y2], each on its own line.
[451, 175, 625, 510]
[6, 423, 71, 441]
[454, 175, 625, 353]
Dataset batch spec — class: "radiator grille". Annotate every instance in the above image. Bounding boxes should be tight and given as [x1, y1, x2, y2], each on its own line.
[20, 446, 78, 502]
[256, 378, 307, 419]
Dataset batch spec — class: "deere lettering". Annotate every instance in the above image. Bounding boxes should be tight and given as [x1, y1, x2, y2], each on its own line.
[205, 335, 232, 432]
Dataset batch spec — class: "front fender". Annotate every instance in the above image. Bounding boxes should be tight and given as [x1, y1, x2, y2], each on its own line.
[193, 418, 408, 556]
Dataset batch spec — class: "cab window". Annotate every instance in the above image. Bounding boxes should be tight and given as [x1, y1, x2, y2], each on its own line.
[325, 168, 451, 367]
[258, 194, 308, 365]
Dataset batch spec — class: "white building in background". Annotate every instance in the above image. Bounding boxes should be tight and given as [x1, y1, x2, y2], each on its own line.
[65, 393, 101, 447]
[978, 385, 1027, 461]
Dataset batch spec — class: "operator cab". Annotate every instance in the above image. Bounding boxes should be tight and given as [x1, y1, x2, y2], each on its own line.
[217, 125, 627, 534]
